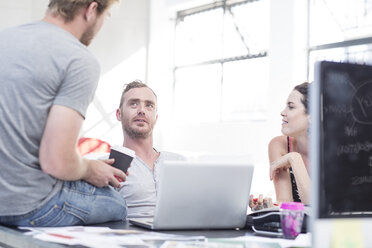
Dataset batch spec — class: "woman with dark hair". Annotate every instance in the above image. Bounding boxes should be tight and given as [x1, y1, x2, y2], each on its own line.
[269, 82, 310, 204]
[249, 82, 310, 211]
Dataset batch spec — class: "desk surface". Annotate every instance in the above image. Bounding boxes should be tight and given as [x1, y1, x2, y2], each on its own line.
[0, 221, 252, 248]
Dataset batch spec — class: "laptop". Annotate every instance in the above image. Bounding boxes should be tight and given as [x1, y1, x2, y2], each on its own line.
[129, 161, 254, 230]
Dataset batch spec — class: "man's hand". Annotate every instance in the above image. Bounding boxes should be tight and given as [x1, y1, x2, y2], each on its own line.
[83, 158, 127, 188]
[40, 105, 129, 187]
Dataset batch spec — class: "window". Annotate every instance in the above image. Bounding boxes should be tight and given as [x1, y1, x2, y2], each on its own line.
[173, 0, 269, 123]
[308, 0, 372, 80]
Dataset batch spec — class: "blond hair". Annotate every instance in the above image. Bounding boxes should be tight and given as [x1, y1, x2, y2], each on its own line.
[47, 0, 119, 22]
[119, 80, 157, 108]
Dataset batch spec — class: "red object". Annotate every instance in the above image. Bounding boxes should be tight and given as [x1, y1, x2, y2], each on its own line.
[114, 175, 123, 183]
[253, 198, 258, 203]
[48, 233, 74, 239]
[77, 137, 111, 156]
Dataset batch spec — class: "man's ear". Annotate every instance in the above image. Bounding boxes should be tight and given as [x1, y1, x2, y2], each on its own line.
[84, 1, 98, 21]
[116, 109, 122, 122]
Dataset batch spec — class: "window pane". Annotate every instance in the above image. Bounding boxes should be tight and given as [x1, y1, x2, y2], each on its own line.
[223, 0, 269, 57]
[221, 57, 268, 121]
[174, 64, 222, 123]
[310, 0, 372, 46]
[175, 9, 223, 66]
[174, 0, 269, 123]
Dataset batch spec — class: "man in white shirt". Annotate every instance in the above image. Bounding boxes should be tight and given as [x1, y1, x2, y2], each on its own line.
[115, 81, 185, 218]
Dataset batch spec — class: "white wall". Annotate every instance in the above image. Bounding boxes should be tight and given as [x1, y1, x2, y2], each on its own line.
[82, 0, 149, 146]
[147, 0, 309, 197]
[0, 1, 48, 28]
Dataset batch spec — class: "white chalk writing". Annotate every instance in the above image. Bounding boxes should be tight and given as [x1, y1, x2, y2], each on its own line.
[351, 176, 372, 185]
[355, 95, 372, 117]
[337, 141, 372, 156]
[324, 104, 351, 115]
[344, 126, 357, 136]
[352, 82, 372, 124]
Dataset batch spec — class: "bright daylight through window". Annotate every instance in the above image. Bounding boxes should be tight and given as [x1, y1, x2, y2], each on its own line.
[173, 0, 269, 123]
[308, 0, 372, 80]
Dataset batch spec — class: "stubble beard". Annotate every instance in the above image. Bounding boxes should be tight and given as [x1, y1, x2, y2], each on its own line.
[123, 120, 153, 139]
[80, 23, 95, 46]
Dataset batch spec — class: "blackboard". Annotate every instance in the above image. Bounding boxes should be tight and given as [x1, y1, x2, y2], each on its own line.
[314, 61, 372, 218]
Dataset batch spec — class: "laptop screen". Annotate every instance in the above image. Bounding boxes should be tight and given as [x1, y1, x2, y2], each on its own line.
[311, 61, 372, 218]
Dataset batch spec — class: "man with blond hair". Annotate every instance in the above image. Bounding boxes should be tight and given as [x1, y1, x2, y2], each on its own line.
[115, 81, 185, 218]
[0, 0, 127, 227]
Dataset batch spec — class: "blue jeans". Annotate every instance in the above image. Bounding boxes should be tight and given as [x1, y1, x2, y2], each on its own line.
[0, 181, 127, 227]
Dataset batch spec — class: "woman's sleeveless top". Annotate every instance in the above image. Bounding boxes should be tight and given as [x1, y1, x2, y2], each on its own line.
[287, 136, 301, 202]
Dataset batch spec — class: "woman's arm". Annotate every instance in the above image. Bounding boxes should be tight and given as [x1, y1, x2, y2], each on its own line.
[269, 137, 310, 204]
[268, 136, 294, 203]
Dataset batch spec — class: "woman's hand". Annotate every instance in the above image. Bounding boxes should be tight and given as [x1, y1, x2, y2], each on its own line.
[249, 194, 273, 211]
[270, 152, 302, 180]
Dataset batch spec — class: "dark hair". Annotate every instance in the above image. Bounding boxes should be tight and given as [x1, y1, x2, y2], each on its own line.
[119, 80, 157, 108]
[294, 82, 309, 114]
[48, 0, 119, 22]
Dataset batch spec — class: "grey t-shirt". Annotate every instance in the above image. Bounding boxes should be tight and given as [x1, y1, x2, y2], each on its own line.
[0, 21, 100, 215]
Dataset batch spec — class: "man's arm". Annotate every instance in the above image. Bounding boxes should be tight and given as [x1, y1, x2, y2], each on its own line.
[39, 105, 126, 187]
